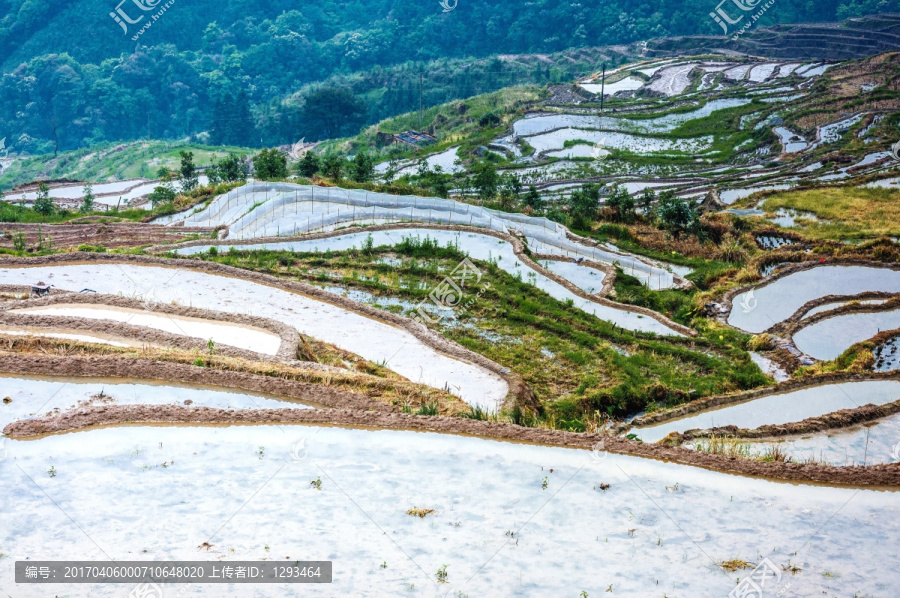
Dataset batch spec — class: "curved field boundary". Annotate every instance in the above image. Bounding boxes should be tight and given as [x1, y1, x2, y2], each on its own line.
[563, 230, 693, 289]
[0, 316, 275, 364]
[532, 177, 697, 192]
[159, 181, 683, 289]
[12, 178, 150, 201]
[0, 355, 389, 412]
[0, 253, 536, 412]
[146, 223, 695, 337]
[6, 403, 900, 487]
[780, 294, 900, 341]
[0, 222, 216, 250]
[531, 253, 617, 296]
[721, 259, 900, 328]
[671, 398, 900, 443]
[629, 370, 900, 427]
[0, 291, 303, 363]
[767, 290, 899, 334]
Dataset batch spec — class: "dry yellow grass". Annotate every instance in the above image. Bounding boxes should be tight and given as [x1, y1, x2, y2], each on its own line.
[406, 507, 436, 518]
[759, 185, 900, 239]
[0, 334, 467, 413]
[721, 559, 752, 572]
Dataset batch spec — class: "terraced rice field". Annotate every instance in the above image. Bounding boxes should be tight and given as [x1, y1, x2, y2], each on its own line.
[3, 50, 900, 597]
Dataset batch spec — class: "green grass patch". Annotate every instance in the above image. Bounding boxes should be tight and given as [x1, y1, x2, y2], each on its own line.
[758, 184, 900, 240]
[183, 241, 768, 425]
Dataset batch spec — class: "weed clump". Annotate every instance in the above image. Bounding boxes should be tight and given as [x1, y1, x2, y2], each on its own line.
[721, 559, 751, 572]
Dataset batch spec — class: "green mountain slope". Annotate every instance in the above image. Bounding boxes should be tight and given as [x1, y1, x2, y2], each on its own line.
[0, 0, 885, 155]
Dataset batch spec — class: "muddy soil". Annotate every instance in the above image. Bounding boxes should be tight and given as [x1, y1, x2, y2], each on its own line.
[674, 398, 900, 442]
[1, 292, 301, 362]
[0, 354, 390, 412]
[0, 252, 535, 411]
[0, 222, 215, 250]
[6, 403, 899, 487]
[631, 370, 900, 426]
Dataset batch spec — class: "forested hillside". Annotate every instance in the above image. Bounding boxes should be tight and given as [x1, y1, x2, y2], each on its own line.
[0, 0, 887, 154]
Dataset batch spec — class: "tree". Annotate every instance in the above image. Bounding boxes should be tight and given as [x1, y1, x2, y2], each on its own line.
[80, 183, 94, 214]
[472, 162, 499, 201]
[33, 183, 54, 215]
[209, 154, 249, 184]
[210, 92, 256, 146]
[302, 88, 365, 140]
[524, 185, 544, 211]
[179, 151, 198, 192]
[148, 173, 176, 208]
[232, 92, 255, 146]
[656, 190, 700, 239]
[297, 152, 321, 178]
[420, 165, 452, 198]
[567, 183, 600, 229]
[499, 173, 522, 208]
[604, 184, 635, 223]
[252, 149, 288, 180]
[351, 152, 374, 183]
[639, 187, 657, 215]
[457, 175, 473, 199]
[321, 154, 344, 181]
[383, 157, 399, 183]
[479, 112, 501, 128]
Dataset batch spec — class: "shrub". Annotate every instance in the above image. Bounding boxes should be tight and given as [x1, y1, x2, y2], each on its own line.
[76, 244, 107, 252]
[33, 183, 54, 216]
[253, 148, 289, 180]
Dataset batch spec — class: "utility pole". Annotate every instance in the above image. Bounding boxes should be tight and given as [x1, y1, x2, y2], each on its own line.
[419, 73, 424, 128]
[600, 63, 606, 113]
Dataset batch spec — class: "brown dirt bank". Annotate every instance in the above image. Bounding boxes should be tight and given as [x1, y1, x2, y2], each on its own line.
[0, 317, 272, 363]
[0, 291, 302, 363]
[671, 398, 900, 443]
[0, 253, 533, 411]
[721, 260, 900, 329]
[146, 221, 695, 337]
[0, 222, 215, 250]
[630, 371, 900, 428]
[0, 336, 466, 412]
[1, 286, 409, 377]
[0, 354, 393, 412]
[782, 294, 900, 341]
[530, 253, 617, 296]
[6, 403, 900, 487]
[768, 290, 898, 335]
